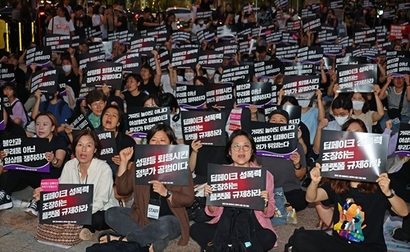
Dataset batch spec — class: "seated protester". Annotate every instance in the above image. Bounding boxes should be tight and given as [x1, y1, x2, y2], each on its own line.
[122, 73, 148, 110]
[190, 129, 277, 251]
[58, 50, 80, 104]
[34, 130, 118, 240]
[142, 94, 161, 108]
[139, 51, 162, 97]
[31, 88, 72, 133]
[0, 112, 67, 216]
[100, 83, 124, 113]
[81, 89, 107, 129]
[159, 93, 184, 144]
[286, 164, 408, 251]
[6, 53, 30, 104]
[349, 90, 384, 133]
[2, 82, 29, 128]
[101, 124, 194, 252]
[258, 109, 308, 212]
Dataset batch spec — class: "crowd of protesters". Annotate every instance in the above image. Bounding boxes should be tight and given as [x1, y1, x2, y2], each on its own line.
[0, 0, 410, 251]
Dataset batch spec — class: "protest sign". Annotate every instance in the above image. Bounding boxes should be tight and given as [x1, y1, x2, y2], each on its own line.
[113, 52, 141, 74]
[67, 110, 94, 130]
[130, 36, 156, 55]
[251, 121, 298, 158]
[297, 46, 323, 63]
[134, 145, 190, 185]
[321, 44, 343, 56]
[96, 131, 117, 161]
[214, 41, 238, 55]
[78, 52, 106, 70]
[0, 97, 3, 130]
[275, 45, 299, 60]
[171, 31, 191, 43]
[198, 50, 224, 69]
[302, 18, 321, 32]
[175, 84, 207, 110]
[149, 49, 170, 71]
[2, 137, 50, 172]
[254, 61, 282, 78]
[282, 75, 319, 99]
[235, 82, 277, 108]
[206, 83, 235, 109]
[126, 107, 170, 138]
[221, 64, 253, 83]
[85, 62, 122, 89]
[0, 64, 15, 84]
[196, 10, 212, 19]
[354, 29, 376, 45]
[197, 28, 216, 43]
[171, 48, 199, 69]
[30, 69, 58, 94]
[87, 41, 105, 54]
[206, 164, 266, 210]
[395, 123, 410, 156]
[39, 184, 93, 225]
[26, 47, 51, 67]
[337, 64, 377, 92]
[319, 130, 388, 182]
[140, 26, 168, 44]
[181, 110, 228, 146]
[264, 105, 301, 125]
[45, 34, 72, 51]
[390, 24, 410, 40]
[387, 57, 410, 76]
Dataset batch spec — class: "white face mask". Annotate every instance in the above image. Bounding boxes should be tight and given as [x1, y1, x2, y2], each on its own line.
[207, 69, 216, 76]
[298, 100, 310, 108]
[184, 72, 195, 81]
[352, 100, 364, 111]
[335, 115, 349, 126]
[62, 65, 72, 73]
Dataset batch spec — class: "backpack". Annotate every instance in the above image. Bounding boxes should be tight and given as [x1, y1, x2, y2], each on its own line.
[206, 208, 263, 252]
[3, 98, 30, 126]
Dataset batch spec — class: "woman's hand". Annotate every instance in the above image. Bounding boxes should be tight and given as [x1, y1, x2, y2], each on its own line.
[191, 139, 203, 154]
[45, 152, 55, 163]
[119, 147, 133, 164]
[260, 190, 269, 206]
[376, 173, 391, 196]
[149, 180, 167, 197]
[204, 184, 212, 197]
[310, 164, 321, 185]
[111, 155, 121, 166]
[33, 187, 42, 201]
[290, 151, 301, 166]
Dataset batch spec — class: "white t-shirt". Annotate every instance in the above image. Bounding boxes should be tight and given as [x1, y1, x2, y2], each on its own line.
[48, 16, 75, 35]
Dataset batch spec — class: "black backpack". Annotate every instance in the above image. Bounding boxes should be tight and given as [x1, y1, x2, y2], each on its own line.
[206, 208, 263, 252]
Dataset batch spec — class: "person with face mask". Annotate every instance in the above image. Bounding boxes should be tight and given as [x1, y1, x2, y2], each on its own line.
[350, 89, 384, 133]
[58, 49, 80, 107]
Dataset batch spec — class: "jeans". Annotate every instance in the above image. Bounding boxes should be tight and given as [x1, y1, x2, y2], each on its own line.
[105, 207, 181, 246]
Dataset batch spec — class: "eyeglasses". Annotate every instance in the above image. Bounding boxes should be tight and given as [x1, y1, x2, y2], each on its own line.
[231, 143, 251, 152]
[91, 101, 105, 108]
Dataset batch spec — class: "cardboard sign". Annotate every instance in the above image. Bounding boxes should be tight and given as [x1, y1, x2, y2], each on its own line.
[0, 64, 15, 83]
[126, 107, 170, 138]
[113, 52, 141, 74]
[337, 64, 377, 92]
[96, 131, 117, 162]
[26, 47, 51, 67]
[297, 46, 323, 63]
[39, 184, 93, 225]
[171, 48, 199, 69]
[45, 34, 72, 51]
[67, 110, 93, 130]
[283, 75, 319, 99]
[175, 84, 207, 110]
[275, 45, 299, 60]
[30, 69, 58, 94]
[85, 62, 122, 89]
[134, 145, 190, 185]
[198, 50, 224, 69]
[235, 82, 277, 108]
[206, 83, 235, 109]
[78, 52, 106, 70]
[206, 164, 266, 210]
[254, 61, 282, 78]
[221, 64, 253, 83]
[251, 122, 298, 158]
[319, 130, 388, 182]
[264, 105, 301, 125]
[2, 137, 50, 172]
[395, 123, 410, 156]
[387, 58, 410, 76]
[181, 110, 228, 146]
[130, 36, 157, 55]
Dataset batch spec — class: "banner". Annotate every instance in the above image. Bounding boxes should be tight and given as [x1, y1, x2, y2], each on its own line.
[395, 123, 410, 156]
[39, 184, 93, 225]
[113, 52, 141, 74]
[251, 122, 298, 158]
[282, 75, 319, 99]
[206, 164, 266, 210]
[171, 48, 199, 69]
[337, 64, 377, 92]
[206, 83, 235, 109]
[264, 105, 301, 125]
[85, 62, 123, 89]
[175, 84, 207, 110]
[26, 47, 51, 67]
[126, 107, 170, 138]
[2, 137, 50, 172]
[30, 69, 58, 94]
[181, 110, 228, 146]
[386, 57, 410, 76]
[78, 52, 106, 70]
[319, 130, 388, 182]
[254, 61, 282, 78]
[134, 145, 190, 185]
[221, 64, 253, 83]
[235, 82, 277, 108]
[96, 131, 117, 161]
[198, 50, 224, 69]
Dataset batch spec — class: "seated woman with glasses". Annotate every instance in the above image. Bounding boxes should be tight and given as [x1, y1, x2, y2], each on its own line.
[81, 89, 107, 129]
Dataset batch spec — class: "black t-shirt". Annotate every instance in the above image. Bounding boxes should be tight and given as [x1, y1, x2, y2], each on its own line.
[46, 135, 68, 178]
[59, 71, 80, 98]
[123, 90, 148, 109]
[137, 16, 148, 31]
[321, 182, 390, 251]
[141, 80, 161, 98]
[116, 15, 128, 32]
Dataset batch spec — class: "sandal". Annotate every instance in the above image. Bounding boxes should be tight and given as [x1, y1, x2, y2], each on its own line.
[98, 230, 126, 243]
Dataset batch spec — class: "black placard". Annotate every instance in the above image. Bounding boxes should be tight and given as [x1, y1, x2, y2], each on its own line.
[386, 58, 410, 76]
[275, 44, 299, 60]
[85, 62, 123, 89]
[175, 84, 207, 110]
[26, 47, 52, 67]
[254, 61, 282, 79]
[130, 36, 157, 55]
[171, 48, 199, 69]
[337, 64, 377, 92]
[113, 52, 141, 74]
[78, 52, 106, 70]
[134, 145, 190, 185]
[96, 131, 117, 161]
[282, 75, 319, 99]
[0, 64, 15, 83]
[66, 110, 93, 130]
[45, 34, 72, 51]
[30, 69, 58, 94]
[282, 62, 314, 76]
[206, 83, 235, 109]
[126, 107, 171, 138]
[149, 49, 170, 71]
[264, 105, 301, 125]
[221, 64, 253, 83]
[198, 50, 224, 69]
[302, 18, 321, 32]
[297, 46, 323, 64]
[354, 29, 376, 45]
[395, 123, 410, 156]
[235, 82, 277, 108]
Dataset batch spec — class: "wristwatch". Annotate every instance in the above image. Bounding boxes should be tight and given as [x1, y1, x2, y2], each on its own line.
[52, 158, 58, 166]
[165, 190, 172, 199]
[386, 189, 395, 199]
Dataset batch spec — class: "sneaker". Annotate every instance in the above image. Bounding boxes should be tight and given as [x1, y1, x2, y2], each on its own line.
[25, 199, 38, 217]
[0, 190, 13, 210]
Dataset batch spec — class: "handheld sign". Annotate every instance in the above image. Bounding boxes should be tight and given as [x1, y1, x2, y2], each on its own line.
[85, 62, 123, 89]
[149, 49, 170, 71]
[181, 110, 228, 146]
[282, 75, 319, 99]
[282, 62, 314, 75]
[2, 137, 50, 172]
[0, 64, 15, 84]
[319, 130, 388, 182]
[275, 45, 299, 60]
[206, 83, 235, 109]
[113, 52, 141, 74]
[45, 34, 72, 51]
[134, 145, 190, 185]
[251, 121, 298, 159]
[221, 64, 253, 83]
[66, 110, 94, 130]
[26, 47, 52, 67]
[126, 107, 170, 138]
[235, 82, 277, 108]
[337, 64, 377, 92]
[206, 164, 266, 210]
[96, 131, 117, 162]
[0, 97, 4, 130]
[78, 52, 106, 70]
[39, 184, 93, 225]
[254, 61, 282, 79]
[175, 84, 207, 110]
[198, 50, 224, 69]
[30, 69, 58, 94]
[130, 36, 157, 55]
[171, 48, 199, 69]
[386, 57, 410, 76]
[395, 123, 410, 156]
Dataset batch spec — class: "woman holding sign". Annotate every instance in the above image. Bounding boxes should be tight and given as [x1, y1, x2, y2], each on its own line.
[102, 124, 194, 252]
[190, 129, 277, 251]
